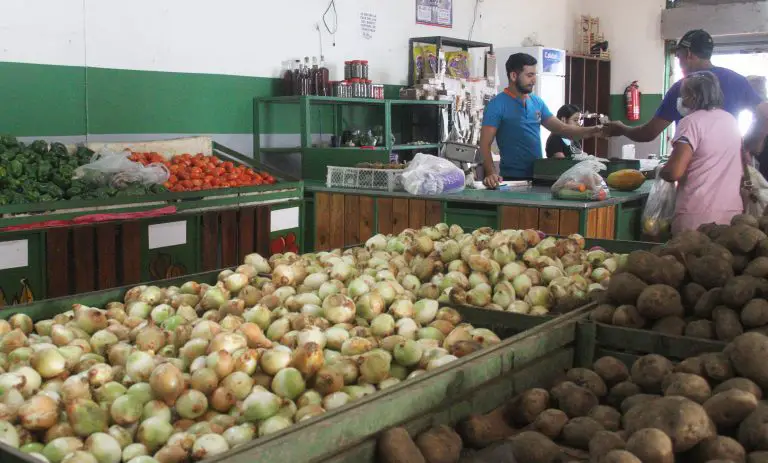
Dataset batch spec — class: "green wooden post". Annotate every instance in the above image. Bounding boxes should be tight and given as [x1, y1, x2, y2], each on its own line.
[299, 96, 311, 149]
[384, 100, 393, 151]
[578, 210, 589, 236]
[253, 98, 261, 157]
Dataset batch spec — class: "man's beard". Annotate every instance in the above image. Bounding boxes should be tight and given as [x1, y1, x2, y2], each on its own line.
[515, 78, 533, 94]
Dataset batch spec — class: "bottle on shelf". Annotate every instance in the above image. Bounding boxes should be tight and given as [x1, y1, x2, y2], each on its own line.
[310, 57, 319, 95]
[302, 57, 311, 95]
[282, 61, 294, 96]
[291, 59, 302, 95]
[319, 56, 330, 96]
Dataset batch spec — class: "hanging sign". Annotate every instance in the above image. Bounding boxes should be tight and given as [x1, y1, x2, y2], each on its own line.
[416, 0, 452, 28]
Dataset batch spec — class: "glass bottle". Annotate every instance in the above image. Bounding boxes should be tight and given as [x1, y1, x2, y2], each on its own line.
[291, 59, 302, 95]
[282, 61, 294, 96]
[319, 55, 330, 96]
[302, 57, 311, 95]
[310, 57, 319, 96]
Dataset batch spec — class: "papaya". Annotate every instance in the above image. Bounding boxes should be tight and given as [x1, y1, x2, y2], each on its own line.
[606, 169, 645, 192]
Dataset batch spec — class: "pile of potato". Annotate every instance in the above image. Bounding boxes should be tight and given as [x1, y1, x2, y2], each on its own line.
[591, 214, 768, 341]
[377, 330, 768, 462]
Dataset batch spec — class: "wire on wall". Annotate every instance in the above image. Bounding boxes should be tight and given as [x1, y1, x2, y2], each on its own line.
[323, 0, 338, 47]
[468, 0, 480, 41]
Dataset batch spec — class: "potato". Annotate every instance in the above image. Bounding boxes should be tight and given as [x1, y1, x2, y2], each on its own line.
[659, 255, 687, 288]
[682, 282, 707, 310]
[757, 239, 768, 258]
[590, 288, 610, 305]
[593, 356, 629, 385]
[699, 222, 729, 240]
[704, 389, 759, 429]
[745, 257, 768, 278]
[716, 224, 767, 254]
[630, 354, 674, 393]
[625, 250, 663, 284]
[759, 216, 768, 233]
[636, 285, 684, 320]
[591, 304, 616, 324]
[625, 427, 674, 463]
[623, 396, 717, 452]
[686, 319, 716, 339]
[740, 404, 768, 452]
[652, 316, 686, 336]
[701, 352, 735, 382]
[695, 288, 724, 319]
[588, 405, 621, 431]
[721, 276, 760, 310]
[550, 381, 599, 418]
[749, 451, 768, 463]
[378, 427, 426, 463]
[675, 356, 706, 376]
[415, 425, 462, 463]
[620, 393, 661, 414]
[565, 368, 607, 397]
[589, 430, 625, 461]
[607, 273, 648, 307]
[607, 381, 641, 409]
[533, 408, 568, 439]
[602, 450, 641, 463]
[664, 229, 712, 254]
[509, 431, 562, 463]
[713, 307, 745, 342]
[457, 441, 515, 463]
[562, 416, 604, 449]
[689, 255, 735, 289]
[713, 377, 763, 400]
[457, 405, 516, 449]
[509, 388, 550, 426]
[612, 304, 646, 328]
[662, 372, 712, 404]
[690, 436, 747, 462]
[733, 253, 752, 274]
[732, 213, 759, 228]
[742, 299, 768, 329]
[726, 333, 768, 389]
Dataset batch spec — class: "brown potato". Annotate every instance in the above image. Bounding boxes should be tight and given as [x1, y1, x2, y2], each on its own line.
[623, 396, 716, 453]
[415, 425, 462, 463]
[565, 368, 607, 397]
[688, 435, 746, 462]
[728, 332, 768, 389]
[378, 427, 426, 463]
[591, 304, 617, 324]
[457, 405, 516, 449]
[602, 450, 641, 463]
[685, 319, 716, 340]
[588, 405, 621, 431]
[607, 273, 648, 306]
[748, 451, 768, 463]
[675, 356, 706, 376]
[689, 255, 735, 289]
[652, 316, 686, 336]
[509, 388, 550, 426]
[588, 430, 625, 461]
[509, 431, 562, 463]
[620, 393, 661, 414]
[704, 389, 759, 429]
[561, 416, 604, 450]
[713, 307, 744, 342]
[712, 377, 763, 400]
[612, 305, 646, 328]
[695, 288, 723, 319]
[701, 352, 735, 382]
[682, 282, 707, 310]
[593, 356, 629, 385]
[550, 381, 599, 418]
[661, 372, 712, 404]
[607, 381, 641, 409]
[636, 285, 684, 320]
[741, 299, 768, 329]
[625, 428, 674, 463]
[630, 354, 674, 393]
[532, 408, 568, 439]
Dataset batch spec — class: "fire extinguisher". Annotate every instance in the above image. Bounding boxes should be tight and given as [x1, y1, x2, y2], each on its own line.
[625, 81, 641, 121]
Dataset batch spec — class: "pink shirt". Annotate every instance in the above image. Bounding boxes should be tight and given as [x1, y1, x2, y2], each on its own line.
[672, 109, 743, 233]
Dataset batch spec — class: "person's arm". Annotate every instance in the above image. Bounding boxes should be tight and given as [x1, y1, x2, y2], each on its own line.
[660, 116, 698, 182]
[542, 116, 601, 139]
[746, 101, 768, 154]
[478, 125, 499, 178]
[604, 117, 673, 143]
[479, 99, 503, 188]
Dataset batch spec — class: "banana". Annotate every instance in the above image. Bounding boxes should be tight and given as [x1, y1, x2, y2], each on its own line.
[19, 278, 34, 304]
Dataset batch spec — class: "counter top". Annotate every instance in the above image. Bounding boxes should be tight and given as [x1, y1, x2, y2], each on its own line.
[304, 181, 651, 209]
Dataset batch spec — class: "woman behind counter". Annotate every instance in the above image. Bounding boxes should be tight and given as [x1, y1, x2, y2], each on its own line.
[660, 71, 744, 234]
[545, 104, 584, 159]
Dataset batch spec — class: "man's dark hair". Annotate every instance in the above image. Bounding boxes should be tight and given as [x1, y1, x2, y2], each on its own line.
[556, 104, 581, 120]
[505, 53, 537, 79]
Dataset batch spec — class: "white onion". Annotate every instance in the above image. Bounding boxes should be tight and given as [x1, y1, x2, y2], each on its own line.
[191, 434, 229, 459]
[222, 424, 255, 448]
[242, 389, 281, 421]
[31, 348, 66, 379]
[321, 392, 350, 410]
[427, 354, 458, 370]
[84, 433, 121, 463]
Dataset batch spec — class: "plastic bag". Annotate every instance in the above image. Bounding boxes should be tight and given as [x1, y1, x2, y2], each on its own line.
[642, 177, 677, 238]
[551, 160, 609, 201]
[743, 165, 768, 217]
[74, 148, 170, 188]
[401, 153, 466, 195]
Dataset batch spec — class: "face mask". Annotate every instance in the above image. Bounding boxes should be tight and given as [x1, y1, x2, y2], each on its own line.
[676, 97, 691, 117]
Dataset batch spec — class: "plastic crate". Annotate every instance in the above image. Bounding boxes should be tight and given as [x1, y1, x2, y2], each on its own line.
[326, 166, 404, 192]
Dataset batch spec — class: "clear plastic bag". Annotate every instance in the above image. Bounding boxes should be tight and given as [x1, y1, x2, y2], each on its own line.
[551, 159, 610, 201]
[743, 165, 768, 217]
[74, 148, 170, 188]
[400, 153, 466, 195]
[642, 177, 677, 238]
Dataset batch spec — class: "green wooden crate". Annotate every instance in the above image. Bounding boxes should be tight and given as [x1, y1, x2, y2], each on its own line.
[141, 215, 201, 281]
[0, 231, 45, 308]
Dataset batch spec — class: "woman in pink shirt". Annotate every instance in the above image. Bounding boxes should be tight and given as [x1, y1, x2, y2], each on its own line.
[660, 71, 744, 234]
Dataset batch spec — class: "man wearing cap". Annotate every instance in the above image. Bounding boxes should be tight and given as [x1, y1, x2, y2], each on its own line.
[604, 29, 768, 153]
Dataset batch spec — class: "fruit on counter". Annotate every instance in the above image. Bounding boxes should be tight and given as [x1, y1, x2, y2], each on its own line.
[642, 217, 670, 237]
[129, 152, 277, 192]
[555, 183, 609, 201]
[606, 169, 645, 192]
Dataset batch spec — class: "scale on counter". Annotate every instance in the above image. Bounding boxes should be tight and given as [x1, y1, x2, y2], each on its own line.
[442, 141, 480, 185]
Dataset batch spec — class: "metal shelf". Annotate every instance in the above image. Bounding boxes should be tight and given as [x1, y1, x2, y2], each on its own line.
[391, 143, 440, 150]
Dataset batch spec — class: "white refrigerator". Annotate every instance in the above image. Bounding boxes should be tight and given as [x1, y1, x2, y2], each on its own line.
[494, 46, 566, 158]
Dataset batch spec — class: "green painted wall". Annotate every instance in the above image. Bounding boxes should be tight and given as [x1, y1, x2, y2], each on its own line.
[0, 61, 400, 137]
[608, 93, 664, 125]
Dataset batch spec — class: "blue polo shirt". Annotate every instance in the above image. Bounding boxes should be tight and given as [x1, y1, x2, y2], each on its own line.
[483, 90, 553, 178]
[656, 66, 762, 122]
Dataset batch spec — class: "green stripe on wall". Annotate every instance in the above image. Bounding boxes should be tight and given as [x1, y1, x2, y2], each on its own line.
[1, 61, 401, 137]
[609, 93, 664, 125]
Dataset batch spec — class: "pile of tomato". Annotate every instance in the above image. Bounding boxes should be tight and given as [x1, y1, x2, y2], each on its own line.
[129, 152, 277, 192]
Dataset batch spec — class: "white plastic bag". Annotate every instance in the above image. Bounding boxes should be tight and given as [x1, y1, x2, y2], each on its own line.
[551, 160, 609, 201]
[743, 165, 768, 217]
[642, 177, 677, 238]
[74, 148, 170, 188]
[401, 153, 466, 195]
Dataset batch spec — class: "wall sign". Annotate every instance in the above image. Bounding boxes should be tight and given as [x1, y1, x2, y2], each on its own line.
[542, 48, 565, 74]
[148, 221, 187, 249]
[0, 240, 28, 270]
[416, 0, 452, 28]
[360, 12, 377, 40]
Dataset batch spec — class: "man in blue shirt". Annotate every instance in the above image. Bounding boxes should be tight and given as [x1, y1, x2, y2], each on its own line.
[480, 53, 603, 188]
[604, 29, 768, 154]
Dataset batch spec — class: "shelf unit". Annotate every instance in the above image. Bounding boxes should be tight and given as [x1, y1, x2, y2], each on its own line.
[253, 96, 451, 181]
[565, 54, 611, 157]
[407, 36, 494, 86]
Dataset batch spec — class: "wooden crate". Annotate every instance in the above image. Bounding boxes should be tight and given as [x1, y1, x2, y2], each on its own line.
[499, 205, 616, 239]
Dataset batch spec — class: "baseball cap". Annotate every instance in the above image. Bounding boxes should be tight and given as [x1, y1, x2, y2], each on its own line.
[676, 29, 714, 57]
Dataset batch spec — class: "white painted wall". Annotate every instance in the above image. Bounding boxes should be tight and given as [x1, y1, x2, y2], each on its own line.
[1, 0, 582, 84]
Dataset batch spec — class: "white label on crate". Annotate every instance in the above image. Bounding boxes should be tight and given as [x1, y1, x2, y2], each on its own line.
[0, 240, 28, 270]
[148, 221, 187, 249]
[271, 207, 300, 232]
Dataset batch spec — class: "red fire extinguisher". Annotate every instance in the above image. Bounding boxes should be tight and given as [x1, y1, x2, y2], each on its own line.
[625, 81, 641, 121]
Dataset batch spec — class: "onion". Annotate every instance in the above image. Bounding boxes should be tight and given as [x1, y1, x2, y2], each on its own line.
[347, 278, 370, 299]
[295, 404, 325, 422]
[84, 433, 121, 463]
[66, 399, 107, 437]
[206, 350, 234, 378]
[125, 351, 155, 382]
[365, 235, 387, 251]
[266, 317, 291, 342]
[318, 281, 342, 301]
[258, 415, 292, 437]
[417, 327, 445, 343]
[243, 306, 272, 331]
[107, 394, 142, 426]
[296, 327, 326, 349]
[370, 314, 396, 338]
[332, 358, 360, 385]
[427, 354, 458, 370]
[508, 301, 531, 314]
[208, 332, 247, 354]
[443, 325, 472, 351]
[470, 328, 502, 347]
[242, 389, 281, 421]
[9, 314, 33, 334]
[19, 395, 57, 430]
[31, 348, 66, 379]
[61, 451, 97, 463]
[388, 299, 413, 319]
[322, 294, 356, 324]
[321, 392, 350, 411]
[87, 363, 113, 388]
[136, 417, 173, 452]
[61, 375, 91, 403]
[191, 434, 229, 459]
[94, 381, 126, 404]
[417, 283, 440, 300]
[259, 347, 292, 376]
[221, 371, 253, 400]
[122, 444, 148, 463]
[358, 351, 390, 385]
[14, 366, 42, 397]
[292, 342, 324, 378]
[142, 400, 171, 422]
[43, 437, 83, 463]
[340, 337, 373, 356]
[271, 368, 306, 400]
[355, 293, 385, 321]
[512, 274, 533, 298]
[412, 299, 438, 325]
[323, 327, 349, 351]
[209, 387, 236, 413]
[530, 306, 550, 316]
[374, 281, 397, 305]
[393, 340, 423, 367]
[127, 383, 155, 406]
[222, 424, 255, 448]
[175, 390, 208, 419]
[395, 318, 418, 341]
[524, 286, 551, 308]
[149, 363, 184, 406]
[297, 390, 323, 408]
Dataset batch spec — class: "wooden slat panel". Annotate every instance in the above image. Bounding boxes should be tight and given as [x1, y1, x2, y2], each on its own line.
[315, 193, 332, 251]
[408, 200, 426, 230]
[238, 207, 255, 261]
[392, 199, 409, 234]
[586, 209, 599, 238]
[499, 206, 520, 231]
[538, 208, 560, 235]
[201, 212, 220, 270]
[220, 210, 238, 267]
[344, 195, 360, 246]
[519, 207, 539, 230]
[256, 206, 271, 256]
[558, 210, 581, 236]
[121, 222, 142, 284]
[96, 224, 118, 290]
[602, 206, 616, 239]
[425, 200, 442, 226]
[377, 198, 394, 235]
[46, 228, 70, 297]
[73, 227, 96, 293]
[359, 196, 375, 243]
[329, 194, 345, 249]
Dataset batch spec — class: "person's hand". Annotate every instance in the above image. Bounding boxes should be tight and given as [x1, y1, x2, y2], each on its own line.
[483, 173, 502, 189]
[601, 121, 628, 138]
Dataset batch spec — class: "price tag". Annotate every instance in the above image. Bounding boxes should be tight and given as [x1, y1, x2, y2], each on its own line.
[148, 221, 187, 249]
[271, 207, 300, 232]
[0, 240, 28, 270]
